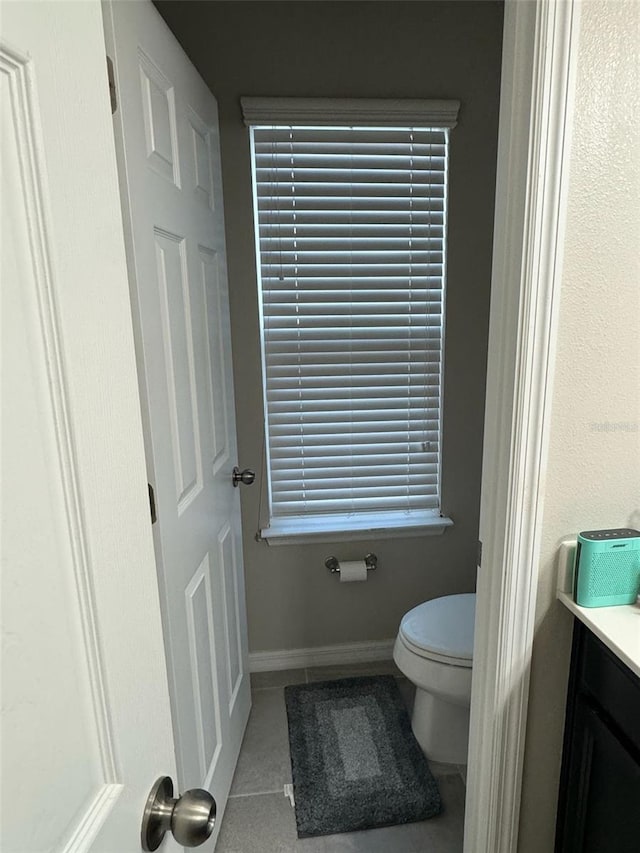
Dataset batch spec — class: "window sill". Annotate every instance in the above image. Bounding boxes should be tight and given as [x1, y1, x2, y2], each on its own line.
[258, 509, 453, 546]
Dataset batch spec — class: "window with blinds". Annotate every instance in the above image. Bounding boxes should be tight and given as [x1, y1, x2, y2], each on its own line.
[244, 100, 458, 540]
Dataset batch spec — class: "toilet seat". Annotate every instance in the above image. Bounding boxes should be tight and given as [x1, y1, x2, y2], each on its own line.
[399, 593, 475, 667]
[399, 633, 471, 668]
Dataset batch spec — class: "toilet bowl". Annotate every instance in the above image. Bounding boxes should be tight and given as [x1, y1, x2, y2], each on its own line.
[393, 593, 475, 765]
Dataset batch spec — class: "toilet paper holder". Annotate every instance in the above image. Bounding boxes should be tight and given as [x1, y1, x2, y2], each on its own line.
[325, 553, 378, 574]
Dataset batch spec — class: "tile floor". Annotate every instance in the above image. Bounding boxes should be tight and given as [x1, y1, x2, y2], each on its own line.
[216, 661, 466, 853]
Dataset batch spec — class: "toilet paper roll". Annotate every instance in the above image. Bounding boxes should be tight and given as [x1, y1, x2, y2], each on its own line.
[339, 560, 368, 583]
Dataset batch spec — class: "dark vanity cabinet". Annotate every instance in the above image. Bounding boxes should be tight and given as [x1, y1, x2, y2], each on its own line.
[555, 621, 640, 853]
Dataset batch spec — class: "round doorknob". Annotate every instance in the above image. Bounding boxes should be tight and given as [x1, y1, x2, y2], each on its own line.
[232, 466, 255, 487]
[141, 776, 216, 851]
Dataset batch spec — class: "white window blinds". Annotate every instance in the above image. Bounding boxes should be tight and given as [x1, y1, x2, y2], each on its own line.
[246, 107, 455, 534]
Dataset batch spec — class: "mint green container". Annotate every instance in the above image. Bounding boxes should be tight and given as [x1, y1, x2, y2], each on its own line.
[574, 528, 640, 607]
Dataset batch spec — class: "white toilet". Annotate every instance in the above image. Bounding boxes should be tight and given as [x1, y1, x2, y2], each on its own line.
[393, 592, 475, 765]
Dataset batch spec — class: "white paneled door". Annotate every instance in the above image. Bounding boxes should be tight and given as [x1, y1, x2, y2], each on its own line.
[1, 2, 181, 852]
[102, 2, 251, 847]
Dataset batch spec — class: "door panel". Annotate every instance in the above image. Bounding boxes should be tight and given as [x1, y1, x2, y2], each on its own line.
[185, 559, 224, 784]
[200, 248, 231, 470]
[187, 109, 216, 209]
[2, 76, 108, 848]
[103, 3, 251, 847]
[139, 48, 180, 185]
[153, 227, 203, 509]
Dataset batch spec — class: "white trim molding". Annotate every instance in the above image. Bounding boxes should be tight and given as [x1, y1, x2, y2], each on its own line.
[465, 1, 581, 852]
[249, 639, 395, 673]
[241, 96, 460, 128]
[260, 510, 453, 546]
[60, 784, 124, 853]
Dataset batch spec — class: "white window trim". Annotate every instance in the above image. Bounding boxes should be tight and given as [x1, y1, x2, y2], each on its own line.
[244, 98, 459, 544]
[241, 96, 460, 129]
[259, 508, 453, 546]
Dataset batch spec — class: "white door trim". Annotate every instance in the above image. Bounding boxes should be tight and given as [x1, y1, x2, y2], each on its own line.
[465, 1, 580, 851]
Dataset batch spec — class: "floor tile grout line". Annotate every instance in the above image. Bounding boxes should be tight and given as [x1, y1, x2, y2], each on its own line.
[229, 787, 291, 800]
[250, 685, 288, 692]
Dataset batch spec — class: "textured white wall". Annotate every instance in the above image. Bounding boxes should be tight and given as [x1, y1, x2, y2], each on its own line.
[519, 2, 640, 850]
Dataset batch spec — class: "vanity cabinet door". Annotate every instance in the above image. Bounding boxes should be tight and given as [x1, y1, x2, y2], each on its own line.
[558, 694, 640, 853]
[556, 622, 640, 853]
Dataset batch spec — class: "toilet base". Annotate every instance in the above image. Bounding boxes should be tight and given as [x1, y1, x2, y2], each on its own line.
[411, 687, 470, 765]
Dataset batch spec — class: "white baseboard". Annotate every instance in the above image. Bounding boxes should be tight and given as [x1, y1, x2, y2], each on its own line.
[249, 638, 396, 673]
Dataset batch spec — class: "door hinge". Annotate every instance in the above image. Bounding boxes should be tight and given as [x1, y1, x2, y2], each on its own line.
[477, 539, 483, 568]
[148, 483, 157, 524]
[106, 55, 117, 115]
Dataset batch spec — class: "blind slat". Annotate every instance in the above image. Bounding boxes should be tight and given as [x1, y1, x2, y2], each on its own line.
[272, 494, 440, 514]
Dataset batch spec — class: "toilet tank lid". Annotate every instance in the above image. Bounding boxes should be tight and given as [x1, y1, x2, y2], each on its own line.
[400, 593, 476, 661]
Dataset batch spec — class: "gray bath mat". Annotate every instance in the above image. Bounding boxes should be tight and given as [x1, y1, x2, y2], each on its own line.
[284, 675, 441, 838]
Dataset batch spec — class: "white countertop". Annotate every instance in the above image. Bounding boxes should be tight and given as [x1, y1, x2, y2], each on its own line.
[556, 539, 640, 679]
[557, 591, 640, 679]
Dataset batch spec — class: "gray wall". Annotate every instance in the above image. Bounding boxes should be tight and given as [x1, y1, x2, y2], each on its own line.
[518, 2, 640, 850]
[155, 1, 504, 654]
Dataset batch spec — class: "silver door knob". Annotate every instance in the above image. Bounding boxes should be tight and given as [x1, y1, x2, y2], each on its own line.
[232, 466, 255, 487]
[141, 776, 216, 851]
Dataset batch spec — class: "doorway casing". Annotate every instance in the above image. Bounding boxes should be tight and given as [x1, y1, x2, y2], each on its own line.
[466, 1, 580, 851]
